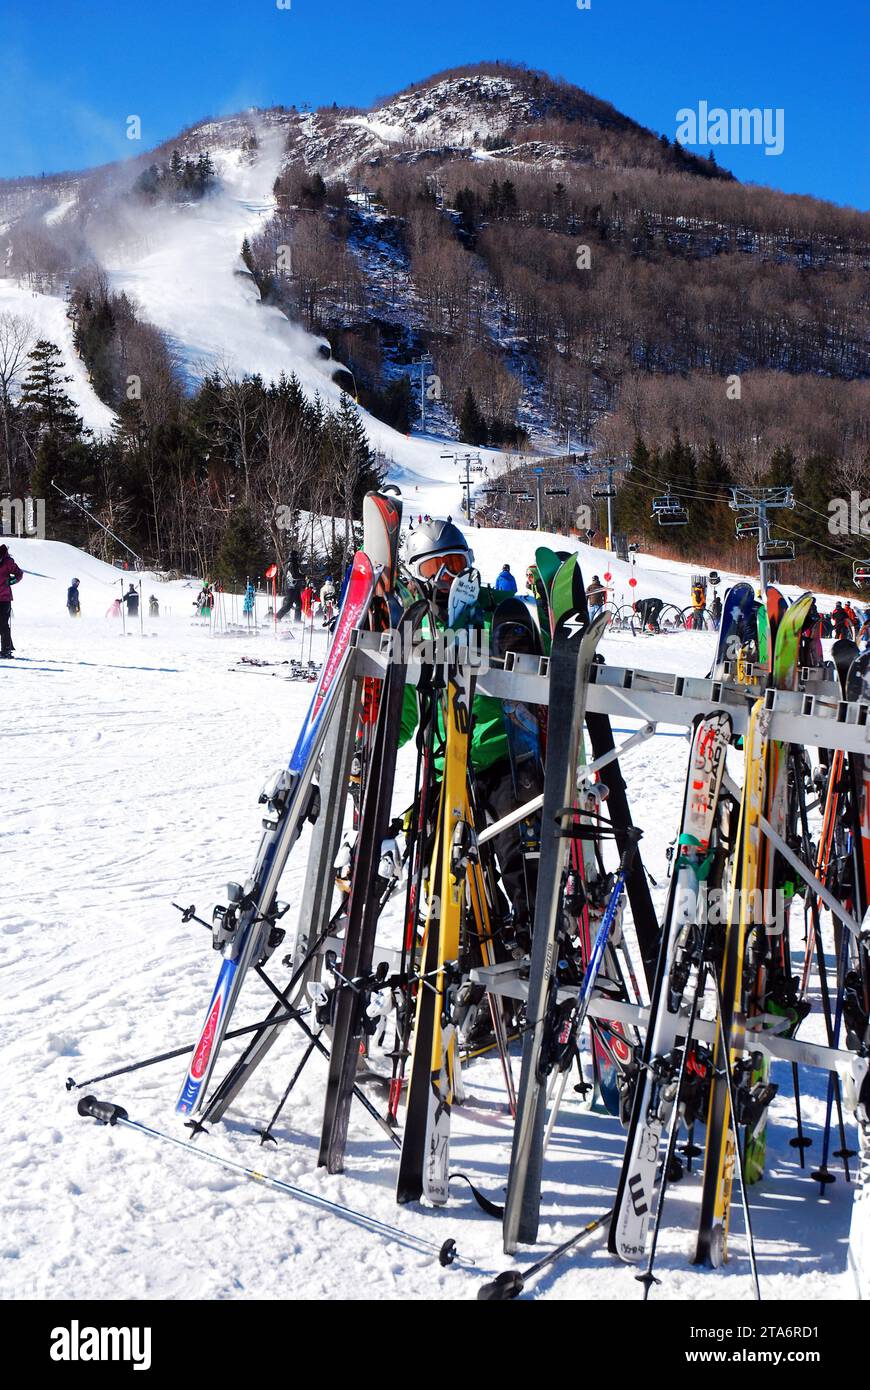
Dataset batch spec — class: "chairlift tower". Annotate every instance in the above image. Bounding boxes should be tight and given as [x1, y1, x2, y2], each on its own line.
[412, 353, 434, 432]
[729, 486, 795, 593]
[569, 454, 630, 551]
[441, 451, 484, 522]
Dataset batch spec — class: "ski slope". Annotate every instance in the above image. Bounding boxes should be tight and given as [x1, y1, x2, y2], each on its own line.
[0, 282, 115, 436]
[0, 532, 858, 1302]
[1, 128, 508, 509]
[94, 129, 507, 511]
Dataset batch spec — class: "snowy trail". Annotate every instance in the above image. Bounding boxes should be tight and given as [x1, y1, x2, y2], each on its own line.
[1, 537, 858, 1301]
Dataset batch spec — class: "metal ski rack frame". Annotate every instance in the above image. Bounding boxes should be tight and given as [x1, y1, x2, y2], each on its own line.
[202, 630, 870, 1118]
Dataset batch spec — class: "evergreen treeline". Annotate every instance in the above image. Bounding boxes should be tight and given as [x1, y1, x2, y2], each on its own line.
[4, 334, 382, 579]
[133, 149, 216, 203]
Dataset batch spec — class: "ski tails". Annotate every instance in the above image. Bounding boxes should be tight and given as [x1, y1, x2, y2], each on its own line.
[177, 553, 377, 1116]
[397, 658, 475, 1204]
[693, 700, 765, 1265]
[610, 710, 731, 1263]
[712, 582, 756, 679]
[363, 490, 403, 598]
[318, 601, 426, 1172]
[503, 562, 608, 1253]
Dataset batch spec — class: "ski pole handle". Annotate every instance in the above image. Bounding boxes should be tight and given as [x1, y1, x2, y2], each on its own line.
[620, 825, 643, 874]
[77, 1095, 129, 1126]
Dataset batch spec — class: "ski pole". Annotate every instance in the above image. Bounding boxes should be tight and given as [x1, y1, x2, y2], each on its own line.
[788, 1062, 811, 1166]
[543, 829, 641, 1152]
[711, 970, 762, 1301]
[637, 926, 707, 1298]
[258, 1032, 321, 1146]
[478, 1210, 612, 1300]
[66, 905, 346, 1093]
[812, 925, 855, 1189]
[77, 1096, 460, 1267]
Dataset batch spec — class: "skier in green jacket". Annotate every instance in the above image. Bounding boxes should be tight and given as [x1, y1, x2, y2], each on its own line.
[400, 518, 541, 952]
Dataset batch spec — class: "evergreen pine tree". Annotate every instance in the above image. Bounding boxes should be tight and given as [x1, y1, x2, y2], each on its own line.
[215, 505, 268, 585]
[459, 386, 488, 447]
[696, 437, 735, 544]
[19, 340, 82, 436]
[615, 435, 654, 539]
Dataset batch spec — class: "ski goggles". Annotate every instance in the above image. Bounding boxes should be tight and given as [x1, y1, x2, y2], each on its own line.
[417, 552, 468, 581]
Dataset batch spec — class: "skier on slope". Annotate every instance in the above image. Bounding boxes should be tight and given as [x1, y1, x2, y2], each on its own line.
[495, 563, 517, 594]
[400, 519, 537, 956]
[67, 578, 81, 617]
[0, 542, 23, 657]
[319, 578, 336, 625]
[586, 574, 607, 620]
[276, 554, 302, 622]
[832, 601, 850, 640]
[123, 584, 140, 618]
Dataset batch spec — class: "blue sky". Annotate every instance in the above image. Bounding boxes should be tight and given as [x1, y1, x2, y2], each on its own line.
[1, 0, 867, 207]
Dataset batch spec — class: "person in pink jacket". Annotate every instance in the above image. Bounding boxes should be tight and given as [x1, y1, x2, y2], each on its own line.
[0, 542, 24, 657]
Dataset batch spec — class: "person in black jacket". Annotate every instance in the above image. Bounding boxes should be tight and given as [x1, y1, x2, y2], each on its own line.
[276, 554, 302, 621]
[67, 578, 81, 617]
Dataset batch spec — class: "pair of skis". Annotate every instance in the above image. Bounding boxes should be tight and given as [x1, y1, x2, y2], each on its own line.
[177, 493, 405, 1122]
[503, 554, 611, 1251]
[397, 586, 479, 1204]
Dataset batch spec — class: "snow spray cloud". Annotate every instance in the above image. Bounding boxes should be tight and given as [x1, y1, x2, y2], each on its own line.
[675, 102, 785, 157]
[1, 496, 45, 538]
[50, 1321, 151, 1371]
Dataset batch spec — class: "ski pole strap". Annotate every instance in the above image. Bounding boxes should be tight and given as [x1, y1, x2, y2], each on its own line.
[676, 833, 714, 881]
[448, 1172, 504, 1219]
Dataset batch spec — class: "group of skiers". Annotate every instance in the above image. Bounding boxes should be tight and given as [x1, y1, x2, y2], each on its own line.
[275, 557, 337, 625]
[829, 599, 865, 642]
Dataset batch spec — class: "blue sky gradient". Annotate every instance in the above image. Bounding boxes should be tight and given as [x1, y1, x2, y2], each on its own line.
[1, 0, 867, 207]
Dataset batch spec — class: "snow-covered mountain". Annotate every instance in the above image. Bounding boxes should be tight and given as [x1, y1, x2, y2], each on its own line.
[0, 65, 731, 479]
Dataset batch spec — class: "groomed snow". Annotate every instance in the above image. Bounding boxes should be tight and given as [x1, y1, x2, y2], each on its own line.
[1, 529, 858, 1301]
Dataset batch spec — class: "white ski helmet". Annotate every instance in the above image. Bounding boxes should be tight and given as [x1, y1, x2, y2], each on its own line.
[403, 518, 472, 590]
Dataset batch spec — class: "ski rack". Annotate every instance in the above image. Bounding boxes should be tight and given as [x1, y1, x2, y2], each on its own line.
[203, 630, 870, 1127]
[351, 634, 870, 759]
[467, 961, 851, 1077]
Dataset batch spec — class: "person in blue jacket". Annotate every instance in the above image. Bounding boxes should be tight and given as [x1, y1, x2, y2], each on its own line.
[67, 578, 81, 617]
[494, 563, 517, 594]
